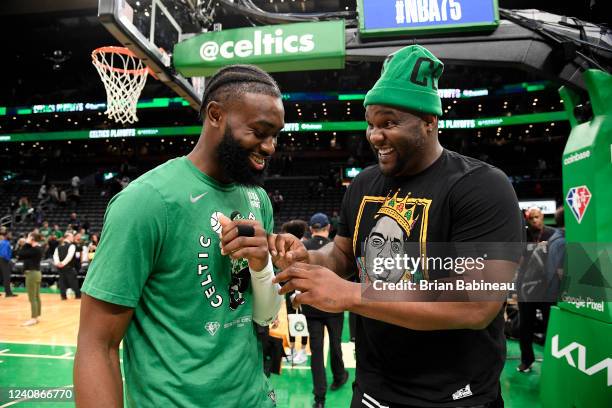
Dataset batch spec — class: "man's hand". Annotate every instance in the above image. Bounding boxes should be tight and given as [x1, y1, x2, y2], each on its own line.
[218, 214, 269, 272]
[56, 262, 64, 269]
[273, 262, 358, 313]
[267, 233, 309, 269]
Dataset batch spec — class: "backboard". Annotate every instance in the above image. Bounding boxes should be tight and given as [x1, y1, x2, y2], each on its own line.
[98, 0, 209, 111]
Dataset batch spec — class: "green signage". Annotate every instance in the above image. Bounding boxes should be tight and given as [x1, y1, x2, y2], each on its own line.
[439, 111, 568, 129]
[541, 307, 612, 407]
[540, 70, 612, 408]
[0, 111, 570, 143]
[557, 70, 612, 323]
[0, 127, 202, 143]
[282, 121, 367, 132]
[173, 21, 346, 77]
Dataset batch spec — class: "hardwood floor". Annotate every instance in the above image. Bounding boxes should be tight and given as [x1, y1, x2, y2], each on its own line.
[0, 293, 81, 346]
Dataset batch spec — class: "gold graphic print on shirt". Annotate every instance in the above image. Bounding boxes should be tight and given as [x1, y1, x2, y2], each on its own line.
[354, 190, 432, 284]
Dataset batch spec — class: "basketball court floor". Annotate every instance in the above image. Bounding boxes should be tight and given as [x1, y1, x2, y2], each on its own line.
[1, 291, 540, 407]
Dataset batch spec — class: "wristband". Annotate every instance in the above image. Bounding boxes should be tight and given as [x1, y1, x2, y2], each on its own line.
[249, 255, 274, 277]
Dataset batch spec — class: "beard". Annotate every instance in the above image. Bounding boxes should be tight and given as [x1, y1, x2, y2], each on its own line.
[216, 125, 266, 187]
[371, 126, 427, 177]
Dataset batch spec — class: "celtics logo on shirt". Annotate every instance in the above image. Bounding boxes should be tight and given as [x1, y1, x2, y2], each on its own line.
[354, 190, 432, 284]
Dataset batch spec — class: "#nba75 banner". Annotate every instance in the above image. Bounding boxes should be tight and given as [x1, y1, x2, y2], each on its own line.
[358, 0, 499, 37]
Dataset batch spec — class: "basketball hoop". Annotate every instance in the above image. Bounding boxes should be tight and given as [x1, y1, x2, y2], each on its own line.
[92, 46, 152, 124]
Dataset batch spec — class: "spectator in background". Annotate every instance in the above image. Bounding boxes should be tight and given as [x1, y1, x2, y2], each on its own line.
[73, 233, 84, 273]
[68, 176, 81, 208]
[15, 197, 33, 224]
[47, 184, 59, 209]
[329, 210, 340, 238]
[89, 233, 99, 249]
[78, 228, 90, 245]
[16, 232, 44, 326]
[83, 233, 99, 264]
[39, 221, 52, 239]
[71, 175, 81, 193]
[59, 189, 68, 207]
[38, 185, 46, 200]
[38, 184, 50, 207]
[271, 190, 284, 213]
[52, 224, 63, 239]
[53, 232, 81, 300]
[48, 184, 59, 202]
[280, 219, 309, 364]
[46, 235, 59, 259]
[281, 220, 309, 241]
[301, 213, 348, 407]
[516, 206, 556, 373]
[0, 231, 16, 297]
[524, 207, 555, 244]
[68, 212, 81, 231]
[546, 207, 566, 303]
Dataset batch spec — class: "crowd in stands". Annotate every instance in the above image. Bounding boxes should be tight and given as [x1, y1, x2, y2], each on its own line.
[0, 210, 100, 291]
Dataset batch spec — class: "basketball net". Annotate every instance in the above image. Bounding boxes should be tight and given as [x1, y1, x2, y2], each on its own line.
[92, 46, 150, 124]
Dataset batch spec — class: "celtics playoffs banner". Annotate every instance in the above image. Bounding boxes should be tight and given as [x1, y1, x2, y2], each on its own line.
[173, 21, 345, 77]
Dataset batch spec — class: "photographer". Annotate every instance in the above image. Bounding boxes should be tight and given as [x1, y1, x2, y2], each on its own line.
[16, 232, 44, 326]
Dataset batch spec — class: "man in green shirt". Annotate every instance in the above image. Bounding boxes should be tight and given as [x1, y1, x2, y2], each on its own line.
[74, 65, 287, 407]
[39, 221, 52, 239]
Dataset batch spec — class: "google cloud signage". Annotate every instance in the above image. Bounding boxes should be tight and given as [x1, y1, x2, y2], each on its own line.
[358, 0, 499, 37]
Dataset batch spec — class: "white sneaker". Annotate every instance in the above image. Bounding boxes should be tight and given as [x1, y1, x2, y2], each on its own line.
[284, 348, 297, 362]
[292, 349, 307, 365]
[21, 318, 39, 327]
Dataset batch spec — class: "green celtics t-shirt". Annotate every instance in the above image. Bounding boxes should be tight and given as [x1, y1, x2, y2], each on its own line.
[82, 156, 276, 407]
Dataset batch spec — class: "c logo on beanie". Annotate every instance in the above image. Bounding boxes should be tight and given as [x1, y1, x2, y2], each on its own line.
[364, 45, 444, 116]
[410, 57, 442, 90]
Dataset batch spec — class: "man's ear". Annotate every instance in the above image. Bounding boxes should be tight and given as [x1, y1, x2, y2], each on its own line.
[205, 101, 224, 128]
[422, 114, 437, 130]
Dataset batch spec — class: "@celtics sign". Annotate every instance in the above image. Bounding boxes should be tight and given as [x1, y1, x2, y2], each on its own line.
[173, 21, 345, 76]
[199, 31, 315, 61]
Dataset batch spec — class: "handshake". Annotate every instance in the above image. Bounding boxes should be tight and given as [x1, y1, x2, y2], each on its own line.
[217, 213, 308, 272]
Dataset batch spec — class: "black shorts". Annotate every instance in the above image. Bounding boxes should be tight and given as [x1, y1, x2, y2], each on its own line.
[350, 382, 504, 408]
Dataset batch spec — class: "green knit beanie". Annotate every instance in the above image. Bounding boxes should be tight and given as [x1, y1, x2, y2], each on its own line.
[364, 45, 444, 116]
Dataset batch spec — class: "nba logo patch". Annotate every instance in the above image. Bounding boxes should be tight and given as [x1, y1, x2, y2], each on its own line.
[566, 185, 592, 224]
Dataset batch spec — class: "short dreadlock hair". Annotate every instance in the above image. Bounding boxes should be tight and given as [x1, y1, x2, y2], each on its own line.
[200, 65, 281, 116]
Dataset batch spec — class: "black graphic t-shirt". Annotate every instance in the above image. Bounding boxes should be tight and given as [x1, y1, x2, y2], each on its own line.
[338, 149, 523, 406]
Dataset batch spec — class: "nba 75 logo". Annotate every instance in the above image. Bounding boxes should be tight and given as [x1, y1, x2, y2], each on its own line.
[566, 185, 592, 224]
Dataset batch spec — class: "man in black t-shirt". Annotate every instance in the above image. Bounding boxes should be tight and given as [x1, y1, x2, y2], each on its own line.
[300, 213, 348, 408]
[273, 45, 523, 408]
